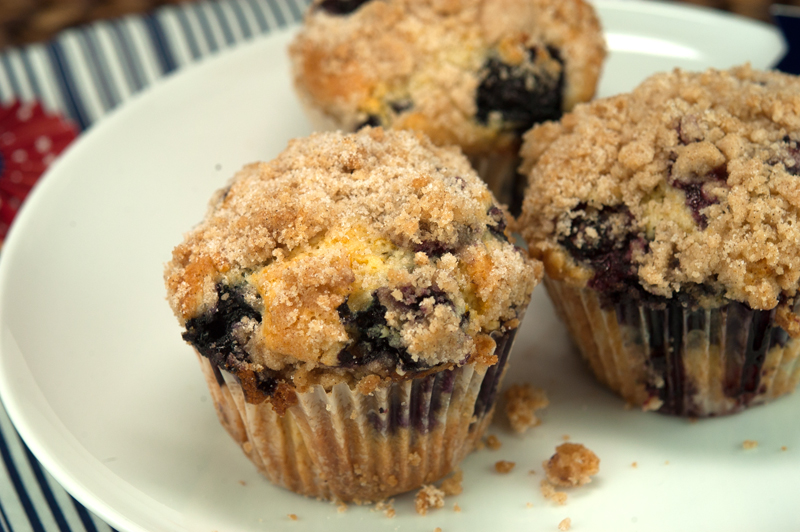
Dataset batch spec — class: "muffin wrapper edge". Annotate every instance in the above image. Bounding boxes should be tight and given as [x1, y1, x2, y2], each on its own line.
[195, 327, 516, 502]
[545, 278, 800, 417]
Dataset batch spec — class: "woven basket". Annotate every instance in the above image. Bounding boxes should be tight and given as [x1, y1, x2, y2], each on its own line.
[0, 0, 194, 48]
[0, 1, 795, 49]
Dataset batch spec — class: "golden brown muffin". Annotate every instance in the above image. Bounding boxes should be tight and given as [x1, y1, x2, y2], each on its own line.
[519, 65, 800, 417]
[289, 0, 605, 212]
[165, 127, 541, 501]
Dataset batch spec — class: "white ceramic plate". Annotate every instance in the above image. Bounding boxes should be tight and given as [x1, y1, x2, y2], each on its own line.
[0, 2, 793, 532]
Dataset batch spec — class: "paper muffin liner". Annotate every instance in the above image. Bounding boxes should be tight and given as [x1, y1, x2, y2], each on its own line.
[545, 278, 800, 417]
[195, 328, 516, 502]
[467, 151, 526, 215]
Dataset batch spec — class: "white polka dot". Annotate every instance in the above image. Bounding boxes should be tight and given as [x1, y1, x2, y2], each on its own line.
[1, 132, 15, 145]
[35, 136, 52, 153]
[12, 149, 27, 163]
[16, 105, 33, 122]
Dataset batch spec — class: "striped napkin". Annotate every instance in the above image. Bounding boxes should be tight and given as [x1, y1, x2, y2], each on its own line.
[0, 1, 308, 530]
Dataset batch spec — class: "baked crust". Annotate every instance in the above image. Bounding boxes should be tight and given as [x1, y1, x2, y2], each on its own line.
[519, 65, 800, 311]
[289, 0, 605, 157]
[165, 128, 540, 401]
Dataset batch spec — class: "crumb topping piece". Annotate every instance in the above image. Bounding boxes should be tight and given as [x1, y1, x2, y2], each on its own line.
[165, 129, 540, 398]
[290, 0, 605, 156]
[558, 517, 572, 531]
[504, 383, 549, 433]
[494, 460, 515, 473]
[543, 442, 599, 487]
[540, 480, 568, 505]
[415, 484, 446, 515]
[485, 434, 502, 450]
[440, 469, 464, 496]
[520, 65, 800, 311]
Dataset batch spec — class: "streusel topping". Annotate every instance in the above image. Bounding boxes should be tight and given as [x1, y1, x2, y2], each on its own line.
[289, 0, 604, 156]
[166, 128, 539, 389]
[519, 65, 800, 311]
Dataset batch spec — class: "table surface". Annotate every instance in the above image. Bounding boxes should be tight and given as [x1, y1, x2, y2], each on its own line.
[0, 1, 795, 531]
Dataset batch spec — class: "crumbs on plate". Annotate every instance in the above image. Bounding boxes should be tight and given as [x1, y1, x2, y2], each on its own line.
[504, 384, 549, 433]
[415, 485, 446, 516]
[544, 443, 600, 487]
[486, 434, 502, 450]
[495, 460, 516, 474]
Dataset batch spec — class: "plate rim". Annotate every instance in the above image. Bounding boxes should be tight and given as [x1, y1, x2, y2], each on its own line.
[0, 3, 788, 531]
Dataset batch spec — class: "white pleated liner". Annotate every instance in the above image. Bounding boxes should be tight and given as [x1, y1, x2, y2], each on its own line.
[197, 355, 500, 502]
[545, 278, 800, 417]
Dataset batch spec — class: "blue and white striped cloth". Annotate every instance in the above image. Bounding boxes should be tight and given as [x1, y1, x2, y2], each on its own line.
[0, 0, 309, 130]
[0, 1, 309, 530]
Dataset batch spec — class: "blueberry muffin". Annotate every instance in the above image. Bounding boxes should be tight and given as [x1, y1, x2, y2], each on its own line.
[288, 0, 605, 213]
[518, 65, 800, 417]
[165, 128, 540, 501]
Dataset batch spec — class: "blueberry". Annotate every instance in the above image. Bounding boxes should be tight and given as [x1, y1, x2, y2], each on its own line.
[183, 283, 261, 372]
[475, 46, 564, 134]
[355, 114, 382, 130]
[487, 205, 509, 241]
[337, 293, 427, 372]
[317, 0, 372, 15]
[558, 204, 645, 301]
[672, 181, 717, 229]
[668, 153, 728, 229]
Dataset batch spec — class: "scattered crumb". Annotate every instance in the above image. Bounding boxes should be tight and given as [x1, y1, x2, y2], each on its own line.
[375, 500, 396, 518]
[410, 452, 422, 466]
[337, 502, 348, 513]
[743, 440, 758, 450]
[504, 384, 549, 433]
[474, 439, 486, 451]
[441, 469, 463, 496]
[543, 443, 600, 487]
[558, 517, 572, 531]
[688, 417, 698, 424]
[434, 528, 442, 532]
[664, 460, 670, 465]
[238, 480, 247, 486]
[453, 503, 462, 513]
[486, 435, 502, 450]
[540, 480, 568, 505]
[623, 402, 633, 410]
[631, 461, 638, 468]
[528, 469, 537, 475]
[495, 460, 516, 474]
[562, 434, 570, 441]
[782, 446, 788, 451]
[526, 502, 534, 509]
[288, 514, 298, 521]
[415, 485, 446, 515]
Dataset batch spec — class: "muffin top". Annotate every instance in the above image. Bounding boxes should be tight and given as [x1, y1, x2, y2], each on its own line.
[289, 0, 605, 157]
[165, 128, 540, 402]
[519, 65, 800, 313]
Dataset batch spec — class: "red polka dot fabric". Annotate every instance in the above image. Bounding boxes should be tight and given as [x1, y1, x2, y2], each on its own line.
[0, 101, 77, 243]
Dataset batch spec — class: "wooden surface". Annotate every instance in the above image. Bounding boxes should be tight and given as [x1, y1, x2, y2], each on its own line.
[0, 0, 798, 50]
